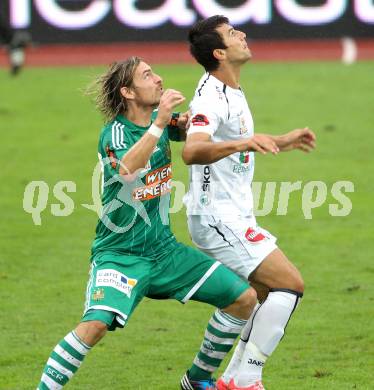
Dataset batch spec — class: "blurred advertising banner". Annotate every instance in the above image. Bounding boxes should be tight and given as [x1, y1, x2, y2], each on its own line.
[3, 0, 374, 44]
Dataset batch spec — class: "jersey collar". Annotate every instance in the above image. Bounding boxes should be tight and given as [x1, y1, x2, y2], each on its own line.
[208, 73, 244, 96]
[116, 114, 151, 132]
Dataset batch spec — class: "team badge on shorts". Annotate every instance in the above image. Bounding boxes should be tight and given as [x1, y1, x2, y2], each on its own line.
[245, 227, 267, 243]
[92, 288, 105, 301]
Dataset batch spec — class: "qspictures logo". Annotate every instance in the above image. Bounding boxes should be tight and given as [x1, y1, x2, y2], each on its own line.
[22, 156, 355, 229]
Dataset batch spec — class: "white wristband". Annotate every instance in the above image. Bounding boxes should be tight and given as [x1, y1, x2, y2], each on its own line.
[148, 123, 163, 138]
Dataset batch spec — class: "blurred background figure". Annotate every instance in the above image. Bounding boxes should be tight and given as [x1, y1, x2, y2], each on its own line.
[0, 14, 31, 75]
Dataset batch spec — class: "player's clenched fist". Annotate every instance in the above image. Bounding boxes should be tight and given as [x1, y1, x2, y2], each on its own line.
[155, 89, 185, 128]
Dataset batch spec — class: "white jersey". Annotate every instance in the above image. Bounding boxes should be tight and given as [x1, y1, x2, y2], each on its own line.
[183, 73, 256, 219]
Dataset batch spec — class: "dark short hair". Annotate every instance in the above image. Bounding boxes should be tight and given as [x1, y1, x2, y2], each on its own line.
[188, 15, 229, 72]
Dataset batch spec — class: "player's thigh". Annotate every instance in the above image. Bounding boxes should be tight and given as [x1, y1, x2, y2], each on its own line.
[148, 243, 248, 309]
[82, 252, 151, 330]
[191, 260, 249, 309]
[188, 215, 277, 280]
[250, 248, 304, 292]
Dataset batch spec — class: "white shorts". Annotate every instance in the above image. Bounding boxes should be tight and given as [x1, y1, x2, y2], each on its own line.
[187, 215, 278, 280]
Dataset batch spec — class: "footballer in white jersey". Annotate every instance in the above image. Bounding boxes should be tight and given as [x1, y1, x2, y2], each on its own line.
[181, 15, 316, 390]
[184, 72, 277, 279]
[184, 72, 255, 217]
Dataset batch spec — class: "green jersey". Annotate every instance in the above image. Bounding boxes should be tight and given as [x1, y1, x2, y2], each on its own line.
[91, 112, 181, 260]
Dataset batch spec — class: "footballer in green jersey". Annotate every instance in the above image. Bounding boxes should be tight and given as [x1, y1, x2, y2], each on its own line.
[91, 110, 180, 258]
[37, 57, 256, 390]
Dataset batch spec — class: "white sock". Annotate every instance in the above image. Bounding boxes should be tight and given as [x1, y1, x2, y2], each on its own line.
[235, 290, 302, 386]
[220, 303, 261, 384]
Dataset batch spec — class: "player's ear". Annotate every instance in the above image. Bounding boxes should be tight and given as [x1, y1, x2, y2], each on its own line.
[213, 48, 226, 61]
[120, 86, 135, 100]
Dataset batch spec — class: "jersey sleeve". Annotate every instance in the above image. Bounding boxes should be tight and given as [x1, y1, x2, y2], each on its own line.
[167, 112, 182, 142]
[187, 97, 223, 137]
[99, 122, 130, 176]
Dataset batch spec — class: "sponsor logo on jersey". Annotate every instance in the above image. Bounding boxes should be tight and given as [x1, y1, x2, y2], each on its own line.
[202, 166, 211, 192]
[233, 164, 251, 173]
[240, 151, 250, 164]
[96, 269, 138, 298]
[233, 151, 252, 173]
[245, 227, 266, 243]
[132, 163, 172, 201]
[191, 114, 210, 126]
[105, 145, 118, 169]
[248, 358, 265, 367]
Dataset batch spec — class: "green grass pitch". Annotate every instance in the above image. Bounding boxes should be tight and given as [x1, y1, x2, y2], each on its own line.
[0, 61, 373, 389]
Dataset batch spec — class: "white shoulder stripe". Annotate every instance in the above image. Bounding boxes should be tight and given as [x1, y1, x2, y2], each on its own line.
[110, 121, 128, 150]
[118, 123, 127, 149]
[115, 122, 122, 149]
[111, 122, 119, 149]
[112, 122, 127, 150]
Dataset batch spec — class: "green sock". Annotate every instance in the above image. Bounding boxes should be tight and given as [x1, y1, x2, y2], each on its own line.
[37, 330, 91, 389]
[189, 309, 246, 380]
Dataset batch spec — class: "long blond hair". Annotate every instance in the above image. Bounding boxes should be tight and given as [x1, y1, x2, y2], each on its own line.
[90, 56, 141, 123]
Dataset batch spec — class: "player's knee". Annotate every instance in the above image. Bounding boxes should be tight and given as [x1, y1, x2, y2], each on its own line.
[284, 267, 305, 294]
[291, 275, 305, 294]
[236, 287, 257, 318]
[75, 320, 108, 347]
[221, 287, 257, 320]
[89, 320, 108, 336]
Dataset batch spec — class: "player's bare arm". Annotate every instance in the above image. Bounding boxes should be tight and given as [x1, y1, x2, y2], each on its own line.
[182, 132, 279, 165]
[119, 89, 185, 175]
[269, 127, 316, 152]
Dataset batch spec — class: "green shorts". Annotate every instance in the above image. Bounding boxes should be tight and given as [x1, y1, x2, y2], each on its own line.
[82, 243, 248, 330]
